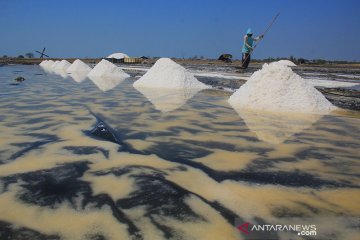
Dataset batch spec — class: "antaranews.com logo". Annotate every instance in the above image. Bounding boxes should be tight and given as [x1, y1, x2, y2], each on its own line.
[236, 221, 316, 238]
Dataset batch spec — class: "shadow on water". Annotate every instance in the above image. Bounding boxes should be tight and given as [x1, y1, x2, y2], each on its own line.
[86, 110, 359, 189]
[0, 220, 60, 240]
[0, 162, 143, 239]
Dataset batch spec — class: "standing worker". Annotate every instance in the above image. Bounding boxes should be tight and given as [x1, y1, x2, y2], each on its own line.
[240, 28, 263, 69]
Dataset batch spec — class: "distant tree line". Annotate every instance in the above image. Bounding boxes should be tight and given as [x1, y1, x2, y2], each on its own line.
[1, 52, 34, 59]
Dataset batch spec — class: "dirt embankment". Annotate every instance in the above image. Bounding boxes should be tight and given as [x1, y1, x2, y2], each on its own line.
[0, 58, 101, 65]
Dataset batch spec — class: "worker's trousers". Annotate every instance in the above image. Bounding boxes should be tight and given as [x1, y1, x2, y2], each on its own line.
[241, 53, 251, 69]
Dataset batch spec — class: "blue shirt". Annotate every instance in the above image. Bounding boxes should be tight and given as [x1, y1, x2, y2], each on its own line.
[242, 35, 254, 54]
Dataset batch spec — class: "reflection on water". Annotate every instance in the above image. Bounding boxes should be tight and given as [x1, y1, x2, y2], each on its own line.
[53, 70, 70, 79]
[88, 75, 126, 92]
[70, 71, 89, 83]
[0, 65, 359, 239]
[230, 106, 322, 144]
[134, 85, 203, 112]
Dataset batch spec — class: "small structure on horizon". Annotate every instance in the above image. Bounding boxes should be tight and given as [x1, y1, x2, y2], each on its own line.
[218, 53, 233, 63]
[35, 48, 49, 58]
[107, 52, 129, 60]
[105, 52, 143, 64]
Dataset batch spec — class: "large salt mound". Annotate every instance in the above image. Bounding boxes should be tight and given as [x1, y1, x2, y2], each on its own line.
[53, 60, 71, 71]
[67, 59, 91, 73]
[133, 58, 209, 89]
[228, 61, 336, 114]
[87, 59, 130, 79]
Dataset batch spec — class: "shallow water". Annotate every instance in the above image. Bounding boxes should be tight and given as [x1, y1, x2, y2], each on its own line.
[0, 65, 359, 240]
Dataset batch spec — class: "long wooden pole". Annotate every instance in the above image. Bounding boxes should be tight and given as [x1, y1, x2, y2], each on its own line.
[241, 13, 280, 68]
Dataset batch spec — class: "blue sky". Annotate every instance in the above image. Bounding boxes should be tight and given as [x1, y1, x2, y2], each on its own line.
[1, 0, 359, 60]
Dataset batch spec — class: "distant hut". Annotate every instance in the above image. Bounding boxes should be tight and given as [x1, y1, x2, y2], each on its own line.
[105, 52, 143, 64]
[106, 52, 129, 63]
[218, 54, 233, 63]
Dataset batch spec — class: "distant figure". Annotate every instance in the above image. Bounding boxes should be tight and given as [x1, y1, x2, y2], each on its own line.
[241, 28, 263, 69]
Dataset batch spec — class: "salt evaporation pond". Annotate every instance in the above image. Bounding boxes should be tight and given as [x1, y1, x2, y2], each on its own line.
[0, 64, 359, 240]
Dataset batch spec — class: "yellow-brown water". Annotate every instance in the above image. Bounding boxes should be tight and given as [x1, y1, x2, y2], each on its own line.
[0, 65, 359, 240]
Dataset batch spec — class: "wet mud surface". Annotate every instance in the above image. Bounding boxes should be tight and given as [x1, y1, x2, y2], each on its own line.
[0, 65, 359, 239]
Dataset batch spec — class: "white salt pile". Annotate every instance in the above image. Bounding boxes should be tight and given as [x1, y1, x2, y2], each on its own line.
[40, 60, 58, 72]
[44, 60, 55, 69]
[133, 58, 209, 90]
[275, 60, 297, 67]
[39, 60, 48, 68]
[87, 59, 130, 91]
[51, 60, 61, 70]
[228, 61, 336, 114]
[67, 59, 91, 73]
[52, 60, 71, 71]
[87, 59, 130, 79]
[39, 60, 55, 69]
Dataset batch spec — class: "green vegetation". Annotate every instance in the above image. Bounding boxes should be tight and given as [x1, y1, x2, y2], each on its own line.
[25, 52, 34, 58]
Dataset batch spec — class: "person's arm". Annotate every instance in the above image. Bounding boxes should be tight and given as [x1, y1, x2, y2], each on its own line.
[254, 35, 264, 41]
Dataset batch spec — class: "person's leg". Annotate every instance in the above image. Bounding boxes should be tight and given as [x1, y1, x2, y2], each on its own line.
[243, 53, 251, 69]
[241, 53, 246, 68]
[241, 53, 251, 69]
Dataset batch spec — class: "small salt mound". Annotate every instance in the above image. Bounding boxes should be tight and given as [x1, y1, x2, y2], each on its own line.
[53, 60, 71, 71]
[51, 60, 61, 69]
[42, 60, 55, 69]
[39, 60, 48, 67]
[67, 59, 91, 73]
[228, 62, 336, 114]
[133, 58, 209, 90]
[275, 60, 297, 67]
[87, 59, 130, 79]
[45, 60, 55, 69]
[42, 60, 60, 72]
